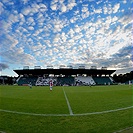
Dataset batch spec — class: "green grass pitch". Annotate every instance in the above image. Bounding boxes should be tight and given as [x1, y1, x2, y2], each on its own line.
[0, 85, 133, 133]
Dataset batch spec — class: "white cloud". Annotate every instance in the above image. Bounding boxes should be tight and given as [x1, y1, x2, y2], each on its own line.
[26, 17, 36, 26]
[21, 3, 42, 16]
[68, 28, 75, 38]
[113, 3, 120, 13]
[0, 34, 17, 52]
[0, 41, 36, 65]
[1, 0, 9, 3]
[0, 20, 11, 34]
[70, 17, 77, 23]
[37, 12, 44, 19]
[50, 0, 58, 11]
[50, 0, 76, 13]
[2, 0, 14, 5]
[79, 38, 87, 44]
[122, 0, 127, 4]
[94, 8, 102, 14]
[82, 5, 88, 13]
[22, 6, 31, 16]
[54, 24, 61, 32]
[61, 4, 67, 12]
[89, 26, 95, 33]
[8, 13, 19, 23]
[52, 18, 66, 33]
[33, 29, 43, 36]
[67, 1, 77, 10]
[27, 17, 34, 23]
[21, 0, 29, 4]
[39, 3, 47, 12]
[61, 32, 67, 42]
[0, 2, 4, 15]
[51, 0, 58, 5]
[17, 26, 29, 34]
[103, 4, 112, 14]
[59, 0, 65, 4]
[81, 11, 90, 19]
[51, 4, 57, 11]
[67, 0, 76, 10]
[118, 13, 132, 26]
[53, 34, 60, 43]
[31, 43, 44, 52]
[112, 16, 118, 23]
[28, 26, 34, 30]
[74, 25, 81, 33]
[96, 0, 102, 5]
[19, 13, 24, 19]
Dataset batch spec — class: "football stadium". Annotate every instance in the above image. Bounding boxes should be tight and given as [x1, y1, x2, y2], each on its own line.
[0, 65, 133, 133]
[14, 65, 115, 86]
[0, 0, 133, 133]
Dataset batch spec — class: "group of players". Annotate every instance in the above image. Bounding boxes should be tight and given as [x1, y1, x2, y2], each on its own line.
[29, 80, 132, 90]
[29, 80, 53, 91]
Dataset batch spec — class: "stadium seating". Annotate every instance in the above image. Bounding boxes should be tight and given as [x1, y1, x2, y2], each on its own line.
[56, 77, 75, 86]
[36, 77, 56, 86]
[75, 76, 96, 86]
[17, 77, 38, 86]
[17, 75, 114, 86]
[92, 77, 113, 85]
[125, 79, 133, 84]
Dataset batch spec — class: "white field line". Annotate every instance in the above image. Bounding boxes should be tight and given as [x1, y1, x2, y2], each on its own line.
[0, 109, 69, 116]
[62, 87, 73, 115]
[73, 106, 133, 116]
[0, 131, 6, 133]
[113, 126, 133, 133]
[0, 106, 132, 117]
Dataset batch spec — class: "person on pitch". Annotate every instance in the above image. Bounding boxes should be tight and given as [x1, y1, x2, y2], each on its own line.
[29, 82, 32, 89]
[49, 79, 53, 91]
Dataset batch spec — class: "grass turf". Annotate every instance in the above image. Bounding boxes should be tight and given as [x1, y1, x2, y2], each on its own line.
[0, 85, 132, 133]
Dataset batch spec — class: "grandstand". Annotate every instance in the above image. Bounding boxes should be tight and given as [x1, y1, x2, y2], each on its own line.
[14, 66, 116, 86]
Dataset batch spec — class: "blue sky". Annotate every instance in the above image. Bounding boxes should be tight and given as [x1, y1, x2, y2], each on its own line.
[0, 0, 133, 76]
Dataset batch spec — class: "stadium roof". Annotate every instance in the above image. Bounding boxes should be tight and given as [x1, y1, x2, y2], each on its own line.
[14, 68, 115, 76]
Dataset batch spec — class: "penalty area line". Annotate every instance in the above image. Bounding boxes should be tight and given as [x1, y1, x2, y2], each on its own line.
[62, 87, 73, 115]
[0, 106, 132, 117]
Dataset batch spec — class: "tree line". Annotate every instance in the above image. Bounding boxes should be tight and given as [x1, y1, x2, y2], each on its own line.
[113, 71, 133, 83]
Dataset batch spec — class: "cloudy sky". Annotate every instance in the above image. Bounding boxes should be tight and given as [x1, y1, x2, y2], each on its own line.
[0, 0, 132, 76]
